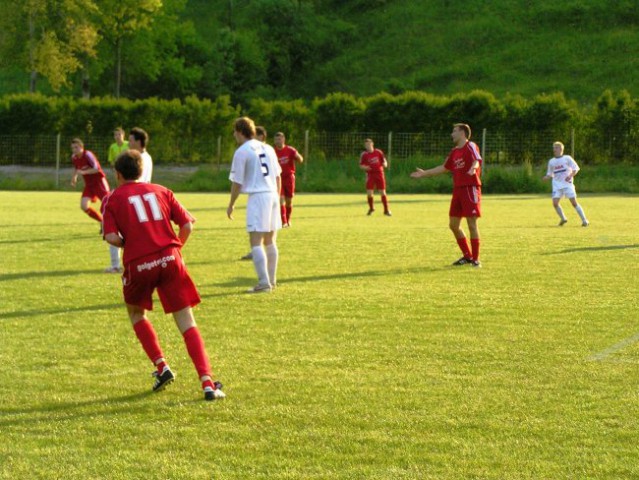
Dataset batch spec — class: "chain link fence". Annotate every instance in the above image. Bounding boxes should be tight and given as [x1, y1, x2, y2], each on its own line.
[0, 128, 619, 175]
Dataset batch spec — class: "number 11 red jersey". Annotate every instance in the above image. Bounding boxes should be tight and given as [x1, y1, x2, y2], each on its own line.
[101, 182, 195, 265]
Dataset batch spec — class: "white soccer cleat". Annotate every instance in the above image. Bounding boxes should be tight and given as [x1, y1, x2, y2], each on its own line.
[246, 284, 272, 294]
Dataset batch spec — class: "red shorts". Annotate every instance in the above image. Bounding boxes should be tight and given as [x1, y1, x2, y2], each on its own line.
[82, 178, 110, 202]
[280, 174, 296, 198]
[122, 247, 201, 313]
[366, 171, 386, 190]
[449, 185, 481, 218]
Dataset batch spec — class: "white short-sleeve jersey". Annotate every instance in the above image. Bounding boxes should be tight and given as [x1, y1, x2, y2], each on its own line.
[546, 155, 579, 190]
[229, 139, 281, 194]
[140, 151, 153, 183]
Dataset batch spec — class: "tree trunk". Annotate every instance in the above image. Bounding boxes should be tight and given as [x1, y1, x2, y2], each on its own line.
[115, 37, 122, 98]
[82, 68, 90, 99]
[28, 13, 36, 93]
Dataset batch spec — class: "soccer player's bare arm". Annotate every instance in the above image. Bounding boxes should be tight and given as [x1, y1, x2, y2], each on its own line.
[104, 232, 124, 247]
[295, 152, 304, 164]
[411, 164, 447, 178]
[227, 182, 243, 219]
[178, 222, 193, 245]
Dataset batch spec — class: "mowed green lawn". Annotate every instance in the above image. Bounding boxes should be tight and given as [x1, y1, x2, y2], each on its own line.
[1, 191, 638, 479]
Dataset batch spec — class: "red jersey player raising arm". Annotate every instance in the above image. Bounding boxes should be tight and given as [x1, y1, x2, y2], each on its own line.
[274, 132, 303, 227]
[69, 138, 121, 273]
[360, 139, 392, 216]
[411, 123, 483, 267]
[102, 150, 225, 401]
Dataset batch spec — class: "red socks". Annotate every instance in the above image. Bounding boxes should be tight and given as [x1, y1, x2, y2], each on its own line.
[133, 319, 165, 371]
[381, 195, 389, 213]
[456, 237, 472, 259]
[281, 204, 288, 225]
[367, 196, 374, 210]
[471, 238, 480, 261]
[85, 207, 102, 222]
[182, 327, 212, 380]
[286, 205, 292, 222]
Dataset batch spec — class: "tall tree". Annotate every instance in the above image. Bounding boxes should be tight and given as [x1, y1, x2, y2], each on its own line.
[0, 0, 99, 93]
[96, 0, 163, 98]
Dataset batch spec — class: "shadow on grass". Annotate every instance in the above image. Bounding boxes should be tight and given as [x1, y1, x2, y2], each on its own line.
[0, 302, 122, 320]
[543, 244, 639, 255]
[0, 390, 155, 427]
[0, 268, 110, 282]
[0, 234, 96, 245]
[204, 265, 447, 290]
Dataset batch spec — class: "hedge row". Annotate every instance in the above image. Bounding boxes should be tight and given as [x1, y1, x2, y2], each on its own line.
[1, 89, 638, 164]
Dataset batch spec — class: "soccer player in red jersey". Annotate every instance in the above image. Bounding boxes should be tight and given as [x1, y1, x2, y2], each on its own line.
[411, 123, 483, 267]
[70, 138, 121, 273]
[360, 139, 391, 216]
[102, 150, 225, 401]
[274, 132, 303, 227]
[71, 138, 110, 223]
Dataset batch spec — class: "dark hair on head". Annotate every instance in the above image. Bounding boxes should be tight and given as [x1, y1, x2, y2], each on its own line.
[256, 126, 267, 138]
[71, 138, 84, 147]
[274, 132, 285, 138]
[114, 127, 125, 134]
[234, 117, 256, 139]
[115, 149, 143, 180]
[129, 127, 149, 148]
[453, 123, 471, 139]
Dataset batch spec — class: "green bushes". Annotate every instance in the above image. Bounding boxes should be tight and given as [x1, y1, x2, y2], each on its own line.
[1, 89, 638, 166]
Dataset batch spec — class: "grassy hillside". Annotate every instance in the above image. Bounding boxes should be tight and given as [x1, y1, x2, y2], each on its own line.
[2, 0, 637, 102]
[307, 0, 639, 101]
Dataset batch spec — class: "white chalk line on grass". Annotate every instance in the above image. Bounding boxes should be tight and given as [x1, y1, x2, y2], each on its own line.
[587, 331, 639, 362]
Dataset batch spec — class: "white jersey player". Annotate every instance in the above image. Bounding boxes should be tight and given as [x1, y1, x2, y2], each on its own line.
[543, 141, 589, 227]
[140, 150, 153, 183]
[227, 117, 282, 293]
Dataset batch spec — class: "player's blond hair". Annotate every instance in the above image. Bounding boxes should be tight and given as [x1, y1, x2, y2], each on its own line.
[553, 141, 565, 154]
[453, 123, 471, 139]
[234, 117, 256, 139]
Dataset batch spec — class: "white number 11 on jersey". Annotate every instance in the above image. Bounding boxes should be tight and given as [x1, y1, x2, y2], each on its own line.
[129, 193, 163, 222]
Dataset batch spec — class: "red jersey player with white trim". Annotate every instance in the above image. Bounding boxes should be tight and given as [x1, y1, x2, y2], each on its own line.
[102, 149, 225, 401]
[360, 138, 392, 216]
[70, 138, 121, 273]
[411, 123, 483, 267]
[274, 132, 303, 227]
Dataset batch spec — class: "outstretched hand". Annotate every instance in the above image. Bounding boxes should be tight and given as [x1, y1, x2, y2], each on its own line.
[410, 168, 426, 178]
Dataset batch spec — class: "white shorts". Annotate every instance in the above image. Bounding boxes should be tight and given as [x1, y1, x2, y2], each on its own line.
[246, 192, 281, 233]
[552, 185, 577, 199]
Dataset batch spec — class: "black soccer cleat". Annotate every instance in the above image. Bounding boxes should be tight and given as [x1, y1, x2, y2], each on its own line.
[204, 381, 226, 401]
[471, 260, 482, 268]
[451, 257, 472, 266]
[367, 209, 375, 216]
[152, 366, 175, 392]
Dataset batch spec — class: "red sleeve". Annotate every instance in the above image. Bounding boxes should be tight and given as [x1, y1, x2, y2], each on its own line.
[468, 142, 482, 163]
[85, 151, 100, 169]
[101, 193, 119, 236]
[444, 151, 454, 171]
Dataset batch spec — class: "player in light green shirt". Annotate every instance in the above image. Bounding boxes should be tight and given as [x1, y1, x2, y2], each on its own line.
[108, 127, 129, 165]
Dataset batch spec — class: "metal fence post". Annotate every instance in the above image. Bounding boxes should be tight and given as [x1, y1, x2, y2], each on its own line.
[216, 135, 222, 171]
[481, 128, 487, 172]
[387, 131, 392, 168]
[570, 128, 575, 157]
[304, 129, 309, 182]
[55, 133, 61, 188]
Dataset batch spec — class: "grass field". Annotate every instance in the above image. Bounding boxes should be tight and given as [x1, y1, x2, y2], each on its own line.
[1, 191, 638, 479]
